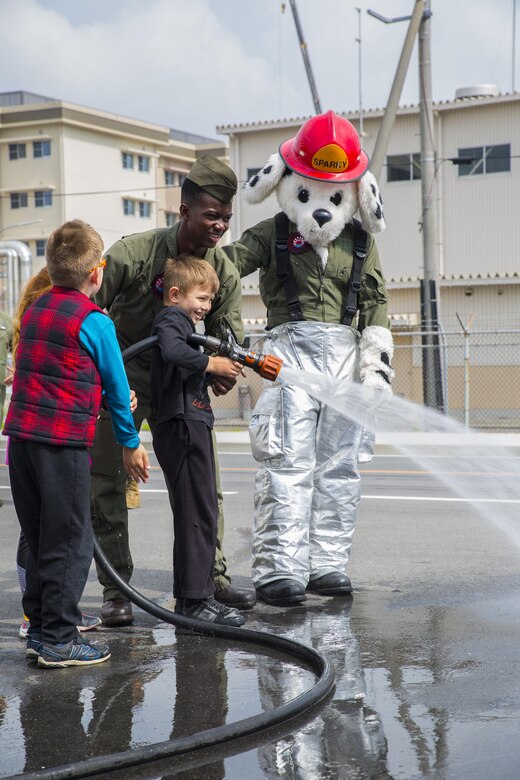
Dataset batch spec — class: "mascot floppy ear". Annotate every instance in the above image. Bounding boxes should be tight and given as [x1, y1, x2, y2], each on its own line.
[357, 170, 386, 234]
[243, 153, 287, 204]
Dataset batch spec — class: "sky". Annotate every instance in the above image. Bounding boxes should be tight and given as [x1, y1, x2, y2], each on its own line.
[0, 0, 517, 139]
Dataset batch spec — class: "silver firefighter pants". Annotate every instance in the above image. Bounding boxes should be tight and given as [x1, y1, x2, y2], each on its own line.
[250, 322, 363, 588]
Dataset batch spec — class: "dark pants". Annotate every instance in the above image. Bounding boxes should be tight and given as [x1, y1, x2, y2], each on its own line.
[8, 440, 93, 644]
[91, 399, 230, 602]
[153, 419, 218, 599]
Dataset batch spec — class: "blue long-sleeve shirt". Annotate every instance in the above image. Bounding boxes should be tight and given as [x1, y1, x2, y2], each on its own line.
[80, 311, 140, 449]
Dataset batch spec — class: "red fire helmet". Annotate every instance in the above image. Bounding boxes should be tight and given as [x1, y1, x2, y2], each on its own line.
[279, 110, 369, 183]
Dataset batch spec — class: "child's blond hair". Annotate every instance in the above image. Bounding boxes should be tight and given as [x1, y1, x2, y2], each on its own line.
[46, 219, 104, 288]
[163, 254, 219, 300]
[11, 267, 53, 363]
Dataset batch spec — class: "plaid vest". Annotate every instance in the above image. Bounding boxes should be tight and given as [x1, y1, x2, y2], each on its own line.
[4, 287, 104, 447]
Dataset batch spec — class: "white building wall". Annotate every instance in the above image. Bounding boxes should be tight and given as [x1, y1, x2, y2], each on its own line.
[60, 126, 157, 250]
[440, 100, 520, 280]
[0, 124, 62, 255]
[374, 112, 425, 284]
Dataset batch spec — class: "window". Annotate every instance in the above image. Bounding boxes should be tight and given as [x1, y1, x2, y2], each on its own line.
[246, 167, 261, 181]
[138, 155, 150, 172]
[123, 198, 135, 216]
[125, 198, 151, 217]
[164, 170, 175, 187]
[9, 143, 26, 160]
[122, 152, 134, 169]
[178, 174, 186, 186]
[10, 192, 28, 209]
[34, 190, 53, 207]
[33, 140, 51, 158]
[387, 153, 421, 182]
[457, 144, 511, 176]
[36, 239, 47, 257]
[165, 211, 178, 227]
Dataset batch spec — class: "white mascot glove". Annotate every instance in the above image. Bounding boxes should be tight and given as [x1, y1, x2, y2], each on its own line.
[357, 325, 394, 463]
[359, 325, 394, 391]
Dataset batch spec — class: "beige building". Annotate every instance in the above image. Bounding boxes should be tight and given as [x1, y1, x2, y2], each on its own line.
[0, 90, 226, 284]
[1, 90, 518, 424]
[217, 91, 520, 334]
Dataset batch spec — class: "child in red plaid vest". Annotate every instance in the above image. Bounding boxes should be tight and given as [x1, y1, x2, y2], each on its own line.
[4, 219, 149, 668]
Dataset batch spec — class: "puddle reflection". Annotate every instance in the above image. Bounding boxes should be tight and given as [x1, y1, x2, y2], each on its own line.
[3, 592, 509, 779]
[251, 598, 389, 779]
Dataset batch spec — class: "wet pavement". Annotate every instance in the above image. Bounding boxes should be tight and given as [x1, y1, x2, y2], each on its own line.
[2, 436, 520, 779]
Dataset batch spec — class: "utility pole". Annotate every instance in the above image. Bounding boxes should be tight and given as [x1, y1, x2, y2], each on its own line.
[367, 0, 444, 410]
[288, 0, 322, 114]
[368, 1, 425, 179]
[418, 0, 444, 409]
[514, 0, 517, 92]
[355, 7, 363, 136]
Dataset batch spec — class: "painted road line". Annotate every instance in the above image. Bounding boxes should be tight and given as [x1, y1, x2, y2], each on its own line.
[0, 483, 516, 502]
[135, 489, 238, 496]
[363, 495, 520, 503]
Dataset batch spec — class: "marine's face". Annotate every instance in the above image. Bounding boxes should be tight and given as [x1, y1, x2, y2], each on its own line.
[181, 192, 233, 250]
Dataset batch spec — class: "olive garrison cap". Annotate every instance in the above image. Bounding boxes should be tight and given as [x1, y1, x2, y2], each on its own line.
[186, 156, 237, 203]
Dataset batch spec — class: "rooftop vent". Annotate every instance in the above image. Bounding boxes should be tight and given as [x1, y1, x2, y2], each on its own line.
[455, 84, 500, 100]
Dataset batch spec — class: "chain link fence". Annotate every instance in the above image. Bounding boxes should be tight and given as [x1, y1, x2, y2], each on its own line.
[212, 329, 520, 432]
[392, 328, 520, 431]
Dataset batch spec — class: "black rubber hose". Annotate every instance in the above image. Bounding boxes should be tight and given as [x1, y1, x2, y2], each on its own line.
[14, 336, 336, 780]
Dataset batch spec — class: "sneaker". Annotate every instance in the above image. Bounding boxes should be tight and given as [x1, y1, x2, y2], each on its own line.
[26, 637, 42, 659]
[19, 612, 101, 639]
[37, 635, 111, 668]
[78, 613, 102, 632]
[175, 596, 246, 627]
[19, 615, 30, 640]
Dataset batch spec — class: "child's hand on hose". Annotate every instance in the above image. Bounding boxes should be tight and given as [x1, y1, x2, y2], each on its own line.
[206, 356, 243, 379]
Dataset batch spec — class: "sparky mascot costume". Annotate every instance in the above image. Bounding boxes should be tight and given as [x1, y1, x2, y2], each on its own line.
[225, 111, 393, 606]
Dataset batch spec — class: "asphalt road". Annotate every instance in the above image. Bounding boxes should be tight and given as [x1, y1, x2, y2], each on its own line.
[2, 436, 520, 779]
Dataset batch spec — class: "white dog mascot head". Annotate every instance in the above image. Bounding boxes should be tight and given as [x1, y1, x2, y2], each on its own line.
[242, 110, 385, 260]
[243, 110, 393, 396]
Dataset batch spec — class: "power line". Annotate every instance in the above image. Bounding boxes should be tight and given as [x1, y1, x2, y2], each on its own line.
[0, 183, 184, 202]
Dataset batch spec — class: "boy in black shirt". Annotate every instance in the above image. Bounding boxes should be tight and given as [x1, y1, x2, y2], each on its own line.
[151, 255, 245, 626]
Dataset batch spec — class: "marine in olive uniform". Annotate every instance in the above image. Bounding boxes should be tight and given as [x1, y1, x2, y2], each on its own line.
[91, 157, 255, 625]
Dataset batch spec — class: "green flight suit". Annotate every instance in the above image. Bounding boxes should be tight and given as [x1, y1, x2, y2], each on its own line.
[0, 311, 13, 429]
[223, 217, 389, 329]
[91, 222, 244, 599]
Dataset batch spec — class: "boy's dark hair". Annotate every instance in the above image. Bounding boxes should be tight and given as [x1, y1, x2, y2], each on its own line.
[163, 254, 219, 300]
[46, 220, 104, 288]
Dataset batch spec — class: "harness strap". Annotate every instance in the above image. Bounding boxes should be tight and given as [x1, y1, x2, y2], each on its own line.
[341, 218, 368, 326]
[274, 212, 368, 328]
[274, 212, 305, 323]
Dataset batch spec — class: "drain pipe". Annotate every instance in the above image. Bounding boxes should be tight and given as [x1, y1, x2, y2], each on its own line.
[0, 240, 33, 315]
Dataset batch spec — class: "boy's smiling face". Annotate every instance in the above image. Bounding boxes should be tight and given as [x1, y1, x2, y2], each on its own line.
[167, 283, 215, 325]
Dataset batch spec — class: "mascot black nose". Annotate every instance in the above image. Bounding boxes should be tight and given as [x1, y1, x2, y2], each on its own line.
[312, 209, 332, 227]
